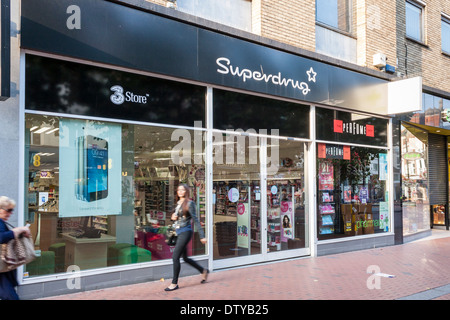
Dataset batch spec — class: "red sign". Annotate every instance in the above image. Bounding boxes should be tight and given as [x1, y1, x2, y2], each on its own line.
[366, 124, 374, 137]
[334, 119, 343, 133]
[318, 143, 326, 158]
[343, 145, 351, 160]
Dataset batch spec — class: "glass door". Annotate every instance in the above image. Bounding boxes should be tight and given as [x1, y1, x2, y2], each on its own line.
[266, 139, 309, 259]
[212, 133, 310, 269]
[212, 133, 262, 268]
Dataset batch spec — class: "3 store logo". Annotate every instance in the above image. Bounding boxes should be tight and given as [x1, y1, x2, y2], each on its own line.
[110, 85, 149, 105]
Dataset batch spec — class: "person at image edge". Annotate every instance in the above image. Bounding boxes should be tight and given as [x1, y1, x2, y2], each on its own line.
[0, 196, 31, 300]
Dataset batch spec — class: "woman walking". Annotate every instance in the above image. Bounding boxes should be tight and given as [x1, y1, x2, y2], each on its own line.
[165, 184, 208, 291]
[0, 196, 31, 300]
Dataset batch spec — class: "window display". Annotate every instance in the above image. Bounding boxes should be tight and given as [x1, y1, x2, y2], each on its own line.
[24, 114, 206, 277]
[316, 144, 389, 240]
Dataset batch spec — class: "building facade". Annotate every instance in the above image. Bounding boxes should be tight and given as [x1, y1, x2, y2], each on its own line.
[0, 0, 447, 299]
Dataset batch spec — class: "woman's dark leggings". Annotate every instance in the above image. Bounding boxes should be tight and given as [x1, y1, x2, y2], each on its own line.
[171, 230, 204, 284]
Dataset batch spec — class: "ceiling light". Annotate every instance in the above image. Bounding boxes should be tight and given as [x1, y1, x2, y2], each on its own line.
[45, 128, 59, 134]
[34, 127, 52, 134]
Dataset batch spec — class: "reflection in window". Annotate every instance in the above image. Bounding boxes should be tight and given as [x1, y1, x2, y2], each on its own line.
[401, 125, 430, 235]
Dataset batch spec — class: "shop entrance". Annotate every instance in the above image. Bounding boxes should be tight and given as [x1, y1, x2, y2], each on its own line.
[212, 134, 310, 269]
[401, 123, 450, 232]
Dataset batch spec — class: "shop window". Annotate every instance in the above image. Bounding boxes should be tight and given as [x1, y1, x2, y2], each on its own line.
[24, 114, 206, 277]
[317, 144, 389, 240]
[401, 124, 429, 235]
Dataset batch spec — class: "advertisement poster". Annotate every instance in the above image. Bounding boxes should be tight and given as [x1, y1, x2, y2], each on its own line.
[237, 203, 249, 249]
[343, 186, 352, 203]
[359, 186, 369, 204]
[379, 153, 388, 181]
[59, 119, 122, 217]
[379, 201, 389, 231]
[318, 160, 334, 190]
[280, 201, 294, 242]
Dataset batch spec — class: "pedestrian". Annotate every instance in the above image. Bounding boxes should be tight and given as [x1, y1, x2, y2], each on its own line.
[165, 184, 209, 291]
[0, 196, 31, 300]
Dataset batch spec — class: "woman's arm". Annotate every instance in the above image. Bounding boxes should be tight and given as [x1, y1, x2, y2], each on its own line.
[189, 201, 205, 240]
[0, 221, 14, 244]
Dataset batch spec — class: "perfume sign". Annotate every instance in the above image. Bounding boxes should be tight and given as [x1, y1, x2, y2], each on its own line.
[334, 120, 374, 137]
[318, 143, 351, 160]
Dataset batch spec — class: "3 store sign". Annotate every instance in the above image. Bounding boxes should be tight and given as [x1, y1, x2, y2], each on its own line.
[110, 85, 149, 105]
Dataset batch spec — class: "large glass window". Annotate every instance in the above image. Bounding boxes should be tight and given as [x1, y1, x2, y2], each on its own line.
[24, 114, 206, 277]
[401, 124, 430, 235]
[316, 144, 390, 240]
[267, 139, 308, 252]
[212, 132, 261, 260]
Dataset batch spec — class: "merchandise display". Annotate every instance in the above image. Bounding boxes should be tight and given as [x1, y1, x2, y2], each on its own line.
[317, 147, 389, 240]
[24, 114, 206, 277]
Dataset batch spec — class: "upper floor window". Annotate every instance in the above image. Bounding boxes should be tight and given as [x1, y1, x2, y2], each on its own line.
[406, 1, 424, 42]
[176, 0, 252, 32]
[442, 15, 450, 54]
[316, 0, 351, 33]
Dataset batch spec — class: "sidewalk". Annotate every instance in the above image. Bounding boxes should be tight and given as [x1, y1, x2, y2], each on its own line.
[40, 231, 450, 301]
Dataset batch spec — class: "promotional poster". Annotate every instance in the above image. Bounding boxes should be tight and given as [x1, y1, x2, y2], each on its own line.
[59, 119, 122, 217]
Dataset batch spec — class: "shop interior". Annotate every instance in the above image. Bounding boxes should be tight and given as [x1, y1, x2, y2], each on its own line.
[317, 145, 389, 240]
[212, 138, 308, 261]
[24, 115, 206, 277]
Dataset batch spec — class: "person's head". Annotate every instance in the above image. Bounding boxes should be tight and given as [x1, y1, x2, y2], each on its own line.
[177, 184, 191, 216]
[0, 196, 16, 221]
[177, 184, 190, 200]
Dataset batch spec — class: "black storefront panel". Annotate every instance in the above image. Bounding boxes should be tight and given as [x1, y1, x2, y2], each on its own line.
[21, 0, 389, 115]
[213, 89, 310, 139]
[316, 107, 389, 147]
[25, 55, 205, 127]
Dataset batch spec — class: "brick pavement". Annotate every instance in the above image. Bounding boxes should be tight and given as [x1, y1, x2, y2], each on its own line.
[39, 234, 450, 301]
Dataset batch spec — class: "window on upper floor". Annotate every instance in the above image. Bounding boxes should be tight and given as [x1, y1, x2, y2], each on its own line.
[316, 0, 351, 33]
[442, 15, 450, 54]
[175, 0, 252, 32]
[405, 0, 424, 42]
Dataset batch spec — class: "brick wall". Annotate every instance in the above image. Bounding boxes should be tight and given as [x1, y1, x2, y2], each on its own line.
[258, 0, 315, 52]
[145, 0, 449, 93]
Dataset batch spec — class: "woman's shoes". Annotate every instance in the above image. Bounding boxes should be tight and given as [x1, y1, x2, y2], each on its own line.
[164, 284, 179, 291]
[201, 269, 209, 283]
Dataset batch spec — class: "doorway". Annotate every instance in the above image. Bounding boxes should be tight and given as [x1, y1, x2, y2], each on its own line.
[212, 133, 310, 269]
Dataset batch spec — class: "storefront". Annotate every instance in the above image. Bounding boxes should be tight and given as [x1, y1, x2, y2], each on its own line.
[398, 92, 450, 242]
[17, 0, 396, 298]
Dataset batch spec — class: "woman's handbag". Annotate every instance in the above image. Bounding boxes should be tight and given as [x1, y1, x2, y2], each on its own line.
[0, 223, 36, 273]
[164, 225, 178, 246]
